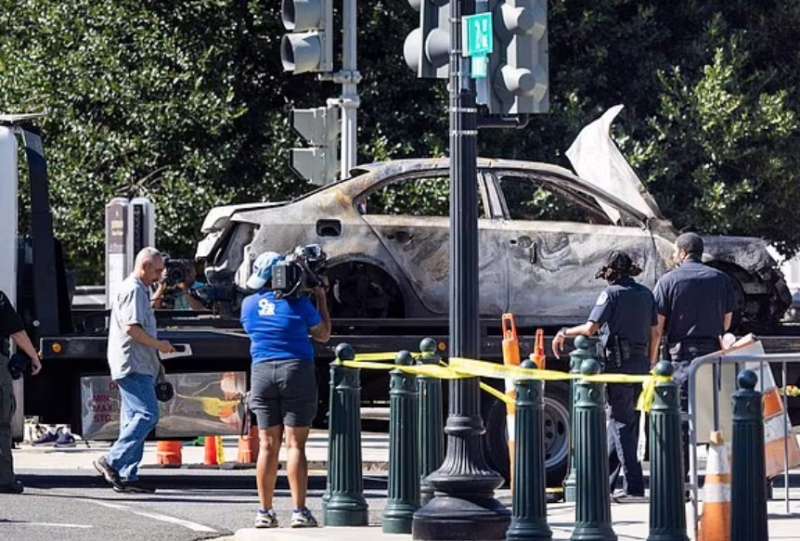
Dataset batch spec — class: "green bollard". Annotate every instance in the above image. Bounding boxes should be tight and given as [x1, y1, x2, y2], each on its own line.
[383, 350, 420, 534]
[507, 359, 553, 541]
[731, 370, 768, 541]
[325, 343, 369, 527]
[565, 336, 594, 503]
[571, 357, 617, 541]
[647, 362, 688, 541]
[418, 337, 444, 506]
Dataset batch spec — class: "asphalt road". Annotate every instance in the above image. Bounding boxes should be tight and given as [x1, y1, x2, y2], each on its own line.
[1, 470, 391, 541]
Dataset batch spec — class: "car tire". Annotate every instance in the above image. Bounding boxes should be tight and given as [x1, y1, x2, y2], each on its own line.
[482, 383, 571, 488]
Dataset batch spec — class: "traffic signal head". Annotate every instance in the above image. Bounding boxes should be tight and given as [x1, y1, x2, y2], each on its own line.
[488, 0, 548, 114]
[290, 106, 340, 186]
[280, 0, 333, 74]
[404, 0, 450, 79]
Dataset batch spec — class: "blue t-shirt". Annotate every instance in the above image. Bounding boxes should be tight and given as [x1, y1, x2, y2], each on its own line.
[240, 291, 322, 364]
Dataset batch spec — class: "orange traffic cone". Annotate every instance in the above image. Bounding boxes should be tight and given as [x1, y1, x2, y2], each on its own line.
[502, 314, 521, 490]
[698, 431, 731, 541]
[238, 426, 260, 465]
[156, 440, 183, 467]
[530, 328, 546, 369]
[204, 435, 219, 466]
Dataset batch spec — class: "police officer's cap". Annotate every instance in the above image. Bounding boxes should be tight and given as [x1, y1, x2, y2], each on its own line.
[675, 232, 704, 257]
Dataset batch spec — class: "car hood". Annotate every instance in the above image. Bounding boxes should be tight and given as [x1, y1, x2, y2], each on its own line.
[566, 104, 665, 223]
[701, 235, 779, 274]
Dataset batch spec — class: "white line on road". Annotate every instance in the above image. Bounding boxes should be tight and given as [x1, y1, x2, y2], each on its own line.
[86, 500, 217, 533]
[10, 522, 92, 529]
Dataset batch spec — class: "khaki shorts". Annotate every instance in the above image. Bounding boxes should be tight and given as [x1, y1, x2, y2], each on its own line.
[249, 360, 317, 428]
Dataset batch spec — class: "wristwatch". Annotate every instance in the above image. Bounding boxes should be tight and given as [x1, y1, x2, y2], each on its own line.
[557, 327, 569, 338]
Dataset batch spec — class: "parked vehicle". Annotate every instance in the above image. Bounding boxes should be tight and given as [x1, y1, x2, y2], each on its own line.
[198, 157, 791, 330]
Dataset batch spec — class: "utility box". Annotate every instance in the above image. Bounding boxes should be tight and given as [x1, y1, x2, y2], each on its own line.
[104, 197, 156, 307]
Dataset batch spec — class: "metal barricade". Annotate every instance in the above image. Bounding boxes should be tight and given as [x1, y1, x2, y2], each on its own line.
[687, 351, 800, 539]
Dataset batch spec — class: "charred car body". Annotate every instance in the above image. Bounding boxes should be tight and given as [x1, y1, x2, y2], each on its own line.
[197, 157, 791, 330]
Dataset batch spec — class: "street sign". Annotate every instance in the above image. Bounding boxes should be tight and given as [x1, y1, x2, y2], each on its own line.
[464, 12, 493, 57]
[463, 12, 492, 79]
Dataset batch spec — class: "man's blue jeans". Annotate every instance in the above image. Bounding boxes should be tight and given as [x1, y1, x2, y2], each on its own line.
[107, 373, 159, 481]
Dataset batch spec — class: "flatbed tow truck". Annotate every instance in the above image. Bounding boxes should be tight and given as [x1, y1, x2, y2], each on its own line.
[3, 115, 799, 486]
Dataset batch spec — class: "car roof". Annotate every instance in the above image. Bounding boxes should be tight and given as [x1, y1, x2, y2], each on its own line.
[338, 157, 653, 224]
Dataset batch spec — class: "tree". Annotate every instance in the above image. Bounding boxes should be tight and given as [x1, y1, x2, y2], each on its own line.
[1, 1, 798, 283]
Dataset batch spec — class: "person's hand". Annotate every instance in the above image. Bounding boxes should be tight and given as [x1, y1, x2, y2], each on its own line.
[157, 340, 176, 354]
[31, 353, 42, 376]
[551, 330, 567, 357]
[313, 286, 327, 301]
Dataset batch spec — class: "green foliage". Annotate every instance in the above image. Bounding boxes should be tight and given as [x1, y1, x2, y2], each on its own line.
[1, 1, 799, 283]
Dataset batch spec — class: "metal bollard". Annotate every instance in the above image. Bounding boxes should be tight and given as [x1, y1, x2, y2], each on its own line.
[571, 357, 617, 541]
[383, 350, 420, 534]
[325, 343, 369, 527]
[647, 361, 688, 541]
[565, 335, 594, 503]
[506, 359, 553, 541]
[417, 337, 444, 506]
[731, 370, 768, 541]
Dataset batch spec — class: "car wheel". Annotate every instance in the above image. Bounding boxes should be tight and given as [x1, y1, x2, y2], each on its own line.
[482, 383, 570, 488]
[327, 262, 404, 319]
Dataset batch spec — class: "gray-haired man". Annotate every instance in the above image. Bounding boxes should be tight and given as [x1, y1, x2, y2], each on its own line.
[93, 247, 175, 493]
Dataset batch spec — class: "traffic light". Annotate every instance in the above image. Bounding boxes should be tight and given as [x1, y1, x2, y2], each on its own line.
[290, 106, 340, 186]
[403, 0, 450, 79]
[280, 0, 333, 74]
[487, 0, 549, 114]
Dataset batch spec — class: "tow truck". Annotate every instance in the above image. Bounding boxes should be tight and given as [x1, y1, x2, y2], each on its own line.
[2, 115, 798, 486]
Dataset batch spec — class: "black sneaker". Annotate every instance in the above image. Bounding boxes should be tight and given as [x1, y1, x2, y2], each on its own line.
[113, 480, 156, 494]
[93, 456, 123, 490]
[0, 480, 24, 494]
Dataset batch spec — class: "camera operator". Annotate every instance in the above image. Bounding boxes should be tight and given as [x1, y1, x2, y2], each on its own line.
[240, 250, 331, 529]
[1, 288, 42, 494]
[152, 260, 205, 311]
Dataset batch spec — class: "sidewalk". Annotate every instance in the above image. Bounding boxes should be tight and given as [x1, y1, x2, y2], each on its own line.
[13, 430, 389, 472]
[224, 496, 800, 540]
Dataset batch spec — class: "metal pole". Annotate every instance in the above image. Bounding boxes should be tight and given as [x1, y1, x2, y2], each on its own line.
[412, 1, 509, 538]
[339, 0, 360, 179]
[782, 361, 789, 514]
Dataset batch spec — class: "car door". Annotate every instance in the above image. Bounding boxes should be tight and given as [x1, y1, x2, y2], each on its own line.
[490, 170, 659, 325]
[357, 170, 508, 316]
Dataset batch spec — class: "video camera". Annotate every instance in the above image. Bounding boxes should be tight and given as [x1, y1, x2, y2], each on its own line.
[272, 244, 327, 299]
[164, 258, 196, 288]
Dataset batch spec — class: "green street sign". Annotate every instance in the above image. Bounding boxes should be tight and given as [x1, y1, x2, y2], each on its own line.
[464, 13, 493, 57]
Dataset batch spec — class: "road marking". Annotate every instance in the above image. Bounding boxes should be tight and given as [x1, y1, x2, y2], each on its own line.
[87, 500, 217, 533]
[8, 522, 92, 529]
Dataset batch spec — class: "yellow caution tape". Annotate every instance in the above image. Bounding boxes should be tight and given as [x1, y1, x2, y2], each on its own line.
[343, 352, 674, 414]
[352, 352, 422, 362]
[342, 361, 465, 380]
[479, 382, 514, 405]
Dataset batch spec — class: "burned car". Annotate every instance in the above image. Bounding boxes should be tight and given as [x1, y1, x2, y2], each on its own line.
[197, 157, 790, 330]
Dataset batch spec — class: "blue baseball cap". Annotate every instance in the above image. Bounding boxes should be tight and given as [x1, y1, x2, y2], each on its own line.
[246, 251, 282, 290]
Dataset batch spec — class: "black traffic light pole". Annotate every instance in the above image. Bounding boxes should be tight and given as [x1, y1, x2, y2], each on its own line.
[412, 1, 510, 539]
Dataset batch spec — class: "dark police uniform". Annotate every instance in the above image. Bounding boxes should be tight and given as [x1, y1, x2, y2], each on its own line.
[654, 260, 736, 366]
[653, 259, 736, 479]
[0, 290, 25, 489]
[588, 276, 657, 497]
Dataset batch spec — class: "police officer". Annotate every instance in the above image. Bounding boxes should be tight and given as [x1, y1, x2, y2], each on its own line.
[650, 232, 736, 478]
[553, 250, 657, 502]
[1, 288, 42, 494]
